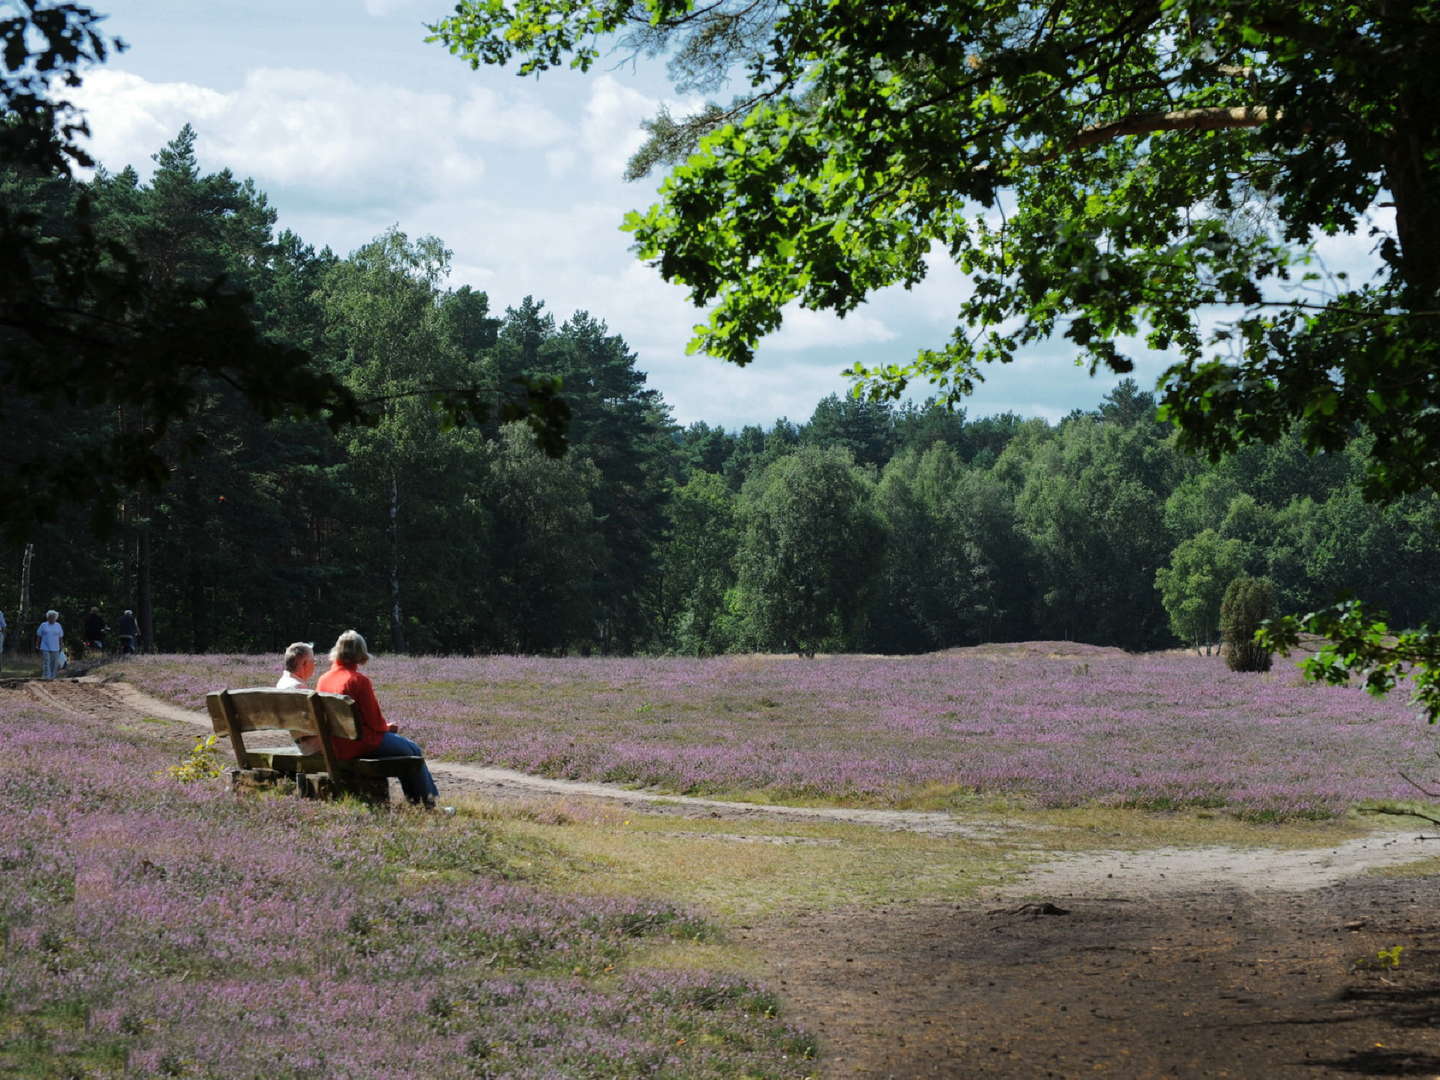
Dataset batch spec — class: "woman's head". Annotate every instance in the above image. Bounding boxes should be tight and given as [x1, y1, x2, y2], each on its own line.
[329, 629, 370, 666]
[45, 610, 58, 622]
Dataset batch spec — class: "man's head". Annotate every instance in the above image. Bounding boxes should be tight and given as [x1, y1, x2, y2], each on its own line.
[283, 641, 316, 682]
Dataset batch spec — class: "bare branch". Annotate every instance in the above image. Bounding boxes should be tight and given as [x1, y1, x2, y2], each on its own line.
[1400, 770, 1440, 798]
[1358, 804, 1440, 834]
[1068, 105, 1275, 151]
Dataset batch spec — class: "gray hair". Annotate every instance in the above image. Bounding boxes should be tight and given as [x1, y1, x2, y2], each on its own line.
[282, 641, 315, 672]
[328, 629, 370, 666]
[45, 609, 58, 619]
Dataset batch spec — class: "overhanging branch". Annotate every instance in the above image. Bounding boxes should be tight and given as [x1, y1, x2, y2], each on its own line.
[1069, 105, 1274, 151]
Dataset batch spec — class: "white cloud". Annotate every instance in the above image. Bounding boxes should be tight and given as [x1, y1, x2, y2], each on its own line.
[70, 67, 571, 210]
[768, 305, 898, 352]
[362, 0, 429, 14]
[455, 88, 568, 147]
[1309, 212, 1390, 288]
[72, 70, 227, 172]
[580, 75, 656, 180]
[643, 351, 857, 429]
[545, 147, 578, 177]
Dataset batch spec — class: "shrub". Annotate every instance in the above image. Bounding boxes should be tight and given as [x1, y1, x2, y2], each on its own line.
[1221, 576, 1275, 672]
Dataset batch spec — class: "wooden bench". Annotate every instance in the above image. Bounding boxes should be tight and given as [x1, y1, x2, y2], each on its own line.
[205, 687, 426, 803]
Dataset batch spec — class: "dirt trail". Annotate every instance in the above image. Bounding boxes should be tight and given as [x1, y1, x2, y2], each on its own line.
[21, 675, 1440, 1077]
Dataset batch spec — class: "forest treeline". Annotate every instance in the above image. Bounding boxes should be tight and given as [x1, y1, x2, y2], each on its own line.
[7, 128, 1439, 657]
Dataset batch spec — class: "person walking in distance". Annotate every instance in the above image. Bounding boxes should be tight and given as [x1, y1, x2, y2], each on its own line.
[35, 610, 64, 680]
[116, 609, 139, 656]
[82, 607, 106, 656]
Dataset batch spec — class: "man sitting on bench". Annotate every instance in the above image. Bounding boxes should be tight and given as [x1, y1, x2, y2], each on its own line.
[277, 641, 321, 754]
[315, 630, 441, 808]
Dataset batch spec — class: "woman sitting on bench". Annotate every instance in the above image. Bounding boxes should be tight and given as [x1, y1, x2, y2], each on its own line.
[315, 629, 440, 808]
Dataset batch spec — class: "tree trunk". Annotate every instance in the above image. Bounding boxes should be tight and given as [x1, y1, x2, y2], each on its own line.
[1386, 139, 1440, 302]
[1384, 43, 1440, 303]
[137, 525, 154, 652]
[17, 542, 33, 654]
[388, 471, 407, 654]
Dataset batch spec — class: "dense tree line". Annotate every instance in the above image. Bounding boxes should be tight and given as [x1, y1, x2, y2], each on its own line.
[6, 127, 1438, 658]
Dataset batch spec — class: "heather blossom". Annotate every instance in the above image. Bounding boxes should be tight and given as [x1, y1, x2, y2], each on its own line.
[0, 693, 812, 1077]
[129, 642, 1440, 818]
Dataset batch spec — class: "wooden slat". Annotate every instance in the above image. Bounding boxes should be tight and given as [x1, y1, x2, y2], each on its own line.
[245, 748, 322, 773]
[313, 694, 360, 740]
[205, 692, 228, 734]
[214, 691, 251, 770]
[204, 688, 359, 739]
[308, 692, 344, 777]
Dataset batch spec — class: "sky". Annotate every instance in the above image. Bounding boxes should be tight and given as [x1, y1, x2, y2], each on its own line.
[67, 1, 1378, 431]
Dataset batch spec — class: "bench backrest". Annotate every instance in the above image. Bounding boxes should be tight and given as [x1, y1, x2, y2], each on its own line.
[205, 688, 360, 739]
[206, 688, 360, 775]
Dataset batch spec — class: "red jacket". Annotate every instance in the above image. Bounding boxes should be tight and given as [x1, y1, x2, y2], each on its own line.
[315, 662, 387, 760]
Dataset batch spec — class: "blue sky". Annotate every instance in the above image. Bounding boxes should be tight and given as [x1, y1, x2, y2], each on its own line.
[70, 1, 1370, 430]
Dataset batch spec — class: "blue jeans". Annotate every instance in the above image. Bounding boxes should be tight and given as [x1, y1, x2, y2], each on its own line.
[41, 649, 61, 680]
[374, 732, 439, 804]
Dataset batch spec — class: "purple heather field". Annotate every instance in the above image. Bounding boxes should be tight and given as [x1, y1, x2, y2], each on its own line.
[0, 693, 813, 1077]
[127, 641, 1437, 819]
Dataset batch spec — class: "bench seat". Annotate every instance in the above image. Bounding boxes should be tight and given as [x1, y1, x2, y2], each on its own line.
[241, 745, 424, 779]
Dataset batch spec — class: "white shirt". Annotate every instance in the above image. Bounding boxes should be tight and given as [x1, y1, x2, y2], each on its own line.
[277, 672, 320, 753]
[36, 621, 64, 651]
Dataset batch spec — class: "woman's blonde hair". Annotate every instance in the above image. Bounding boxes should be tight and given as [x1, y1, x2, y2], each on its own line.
[329, 629, 370, 666]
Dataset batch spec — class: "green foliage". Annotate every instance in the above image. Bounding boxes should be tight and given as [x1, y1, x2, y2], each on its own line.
[1220, 576, 1275, 673]
[163, 734, 224, 783]
[1262, 600, 1440, 723]
[11, 19, 1440, 664]
[1376, 945, 1405, 969]
[871, 445, 1032, 651]
[1155, 530, 1248, 651]
[1013, 418, 1177, 648]
[3, 31, 567, 542]
[477, 423, 604, 654]
[803, 393, 895, 468]
[432, 0, 1440, 499]
[734, 446, 883, 655]
[429, 0, 1440, 705]
[658, 471, 739, 655]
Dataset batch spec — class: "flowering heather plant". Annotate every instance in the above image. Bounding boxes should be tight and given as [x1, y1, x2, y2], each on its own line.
[0, 694, 812, 1078]
[126, 641, 1439, 818]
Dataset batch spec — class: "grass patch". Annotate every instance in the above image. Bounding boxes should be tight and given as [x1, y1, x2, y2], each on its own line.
[461, 800, 1027, 919]
[1368, 855, 1440, 878]
[1016, 805, 1375, 851]
[451, 793, 1389, 927]
[619, 940, 771, 980]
